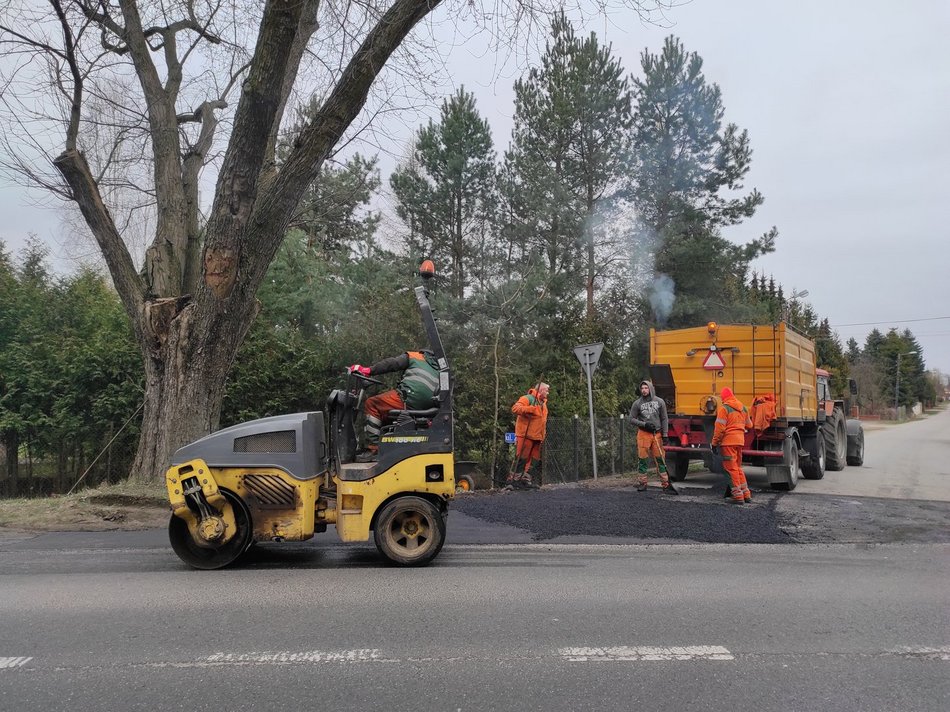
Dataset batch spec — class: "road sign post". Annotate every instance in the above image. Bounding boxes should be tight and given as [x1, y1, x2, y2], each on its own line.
[573, 343, 604, 479]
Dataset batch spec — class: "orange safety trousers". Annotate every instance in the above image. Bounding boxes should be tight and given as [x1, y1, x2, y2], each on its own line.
[720, 444, 750, 501]
[515, 436, 542, 471]
[636, 430, 669, 485]
[364, 389, 406, 448]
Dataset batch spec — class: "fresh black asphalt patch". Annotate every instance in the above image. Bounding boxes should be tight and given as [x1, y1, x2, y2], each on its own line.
[452, 484, 950, 545]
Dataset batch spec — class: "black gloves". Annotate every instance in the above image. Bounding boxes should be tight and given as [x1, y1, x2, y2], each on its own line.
[711, 445, 719, 455]
[661, 436, 670, 446]
[641, 422, 657, 433]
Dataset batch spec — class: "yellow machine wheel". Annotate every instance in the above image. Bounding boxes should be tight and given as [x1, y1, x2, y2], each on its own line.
[169, 489, 253, 570]
[373, 496, 446, 567]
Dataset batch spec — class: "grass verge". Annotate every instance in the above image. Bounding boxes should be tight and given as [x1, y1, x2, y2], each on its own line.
[0, 479, 169, 532]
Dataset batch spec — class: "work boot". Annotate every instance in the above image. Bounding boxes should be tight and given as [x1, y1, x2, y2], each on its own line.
[742, 486, 752, 503]
[662, 483, 679, 495]
[520, 475, 539, 490]
[731, 486, 745, 504]
[355, 448, 377, 463]
[723, 485, 732, 500]
[636, 478, 648, 491]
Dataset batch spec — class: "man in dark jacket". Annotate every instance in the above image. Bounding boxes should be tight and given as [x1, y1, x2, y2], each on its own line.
[349, 350, 441, 455]
[628, 380, 675, 493]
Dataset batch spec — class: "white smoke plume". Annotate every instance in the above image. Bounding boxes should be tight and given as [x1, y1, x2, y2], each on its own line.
[649, 272, 676, 325]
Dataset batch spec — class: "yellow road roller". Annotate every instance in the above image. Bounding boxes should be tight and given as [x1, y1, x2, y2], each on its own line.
[165, 265, 455, 568]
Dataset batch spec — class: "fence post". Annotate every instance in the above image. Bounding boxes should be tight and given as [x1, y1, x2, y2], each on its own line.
[619, 414, 625, 475]
[610, 417, 615, 475]
[572, 414, 579, 480]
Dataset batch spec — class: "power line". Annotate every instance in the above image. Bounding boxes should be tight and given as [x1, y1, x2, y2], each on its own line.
[830, 316, 950, 328]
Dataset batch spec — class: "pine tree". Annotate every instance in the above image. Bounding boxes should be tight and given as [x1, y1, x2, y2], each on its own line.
[846, 337, 862, 364]
[502, 11, 633, 318]
[630, 36, 776, 326]
[391, 88, 497, 299]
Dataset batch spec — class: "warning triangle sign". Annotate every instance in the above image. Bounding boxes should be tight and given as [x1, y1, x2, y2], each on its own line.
[702, 349, 726, 370]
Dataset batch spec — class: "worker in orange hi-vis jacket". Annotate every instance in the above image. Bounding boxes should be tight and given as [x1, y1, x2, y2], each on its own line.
[711, 387, 754, 503]
[509, 382, 550, 489]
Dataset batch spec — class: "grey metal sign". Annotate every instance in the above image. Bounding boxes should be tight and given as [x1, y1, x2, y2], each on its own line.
[573, 343, 604, 377]
[573, 342, 604, 479]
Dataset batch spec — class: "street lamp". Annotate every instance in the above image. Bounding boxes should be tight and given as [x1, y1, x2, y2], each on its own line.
[895, 350, 918, 416]
[783, 289, 809, 322]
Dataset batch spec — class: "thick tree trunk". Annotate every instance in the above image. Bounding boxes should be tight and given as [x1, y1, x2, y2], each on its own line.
[129, 296, 257, 481]
[130, 353, 227, 482]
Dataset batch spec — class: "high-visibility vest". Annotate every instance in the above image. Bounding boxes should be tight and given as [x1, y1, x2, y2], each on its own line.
[398, 351, 440, 409]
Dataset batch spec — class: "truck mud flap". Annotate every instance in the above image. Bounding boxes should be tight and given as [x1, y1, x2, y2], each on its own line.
[766, 464, 793, 488]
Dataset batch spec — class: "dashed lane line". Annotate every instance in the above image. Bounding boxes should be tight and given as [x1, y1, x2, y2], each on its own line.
[0, 657, 32, 669]
[894, 646, 950, 661]
[204, 649, 382, 664]
[559, 646, 734, 662]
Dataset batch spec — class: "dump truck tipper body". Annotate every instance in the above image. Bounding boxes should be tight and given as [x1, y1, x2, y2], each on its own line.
[649, 322, 818, 421]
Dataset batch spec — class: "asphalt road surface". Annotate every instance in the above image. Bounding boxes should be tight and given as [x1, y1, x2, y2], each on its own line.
[0, 542, 947, 712]
[1, 411, 948, 711]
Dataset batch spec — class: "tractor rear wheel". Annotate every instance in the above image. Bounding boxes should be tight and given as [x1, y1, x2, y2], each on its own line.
[822, 408, 847, 471]
[455, 474, 475, 493]
[169, 489, 253, 570]
[847, 427, 865, 466]
[374, 496, 446, 566]
[801, 431, 826, 480]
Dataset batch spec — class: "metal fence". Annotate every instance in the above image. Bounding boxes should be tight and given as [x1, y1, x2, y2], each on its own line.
[493, 416, 637, 485]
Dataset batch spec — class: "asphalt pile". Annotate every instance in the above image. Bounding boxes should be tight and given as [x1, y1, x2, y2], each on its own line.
[453, 486, 791, 544]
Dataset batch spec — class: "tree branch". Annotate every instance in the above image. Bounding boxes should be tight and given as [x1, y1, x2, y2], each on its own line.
[257, 0, 444, 278]
[264, 0, 321, 166]
[48, 0, 84, 150]
[53, 148, 146, 327]
[198, 0, 314, 300]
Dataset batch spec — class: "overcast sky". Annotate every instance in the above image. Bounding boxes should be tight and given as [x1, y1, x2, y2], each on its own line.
[1, 0, 948, 372]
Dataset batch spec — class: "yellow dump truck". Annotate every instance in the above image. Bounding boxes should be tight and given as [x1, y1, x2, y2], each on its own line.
[649, 322, 864, 490]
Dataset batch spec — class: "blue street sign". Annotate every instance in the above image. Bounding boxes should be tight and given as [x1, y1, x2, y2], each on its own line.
[505, 432, 516, 444]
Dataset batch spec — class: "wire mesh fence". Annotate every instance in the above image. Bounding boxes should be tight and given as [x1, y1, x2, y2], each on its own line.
[549, 415, 640, 484]
[490, 416, 638, 486]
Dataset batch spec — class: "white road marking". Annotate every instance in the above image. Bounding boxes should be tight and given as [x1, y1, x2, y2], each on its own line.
[559, 646, 734, 662]
[203, 649, 383, 665]
[893, 646, 950, 661]
[0, 657, 32, 669]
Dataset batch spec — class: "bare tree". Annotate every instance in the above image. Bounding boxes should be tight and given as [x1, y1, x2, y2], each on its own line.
[0, 0, 670, 481]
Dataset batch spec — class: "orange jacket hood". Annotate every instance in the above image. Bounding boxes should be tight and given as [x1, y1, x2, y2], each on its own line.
[722, 395, 744, 411]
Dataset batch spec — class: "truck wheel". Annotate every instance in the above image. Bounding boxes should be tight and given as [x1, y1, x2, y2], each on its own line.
[168, 489, 253, 570]
[455, 474, 475, 493]
[374, 496, 446, 567]
[667, 453, 690, 482]
[770, 431, 800, 491]
[846, 426, 865, 466]
[801, 431, 826, 480]
[822, 408, 847, 471]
